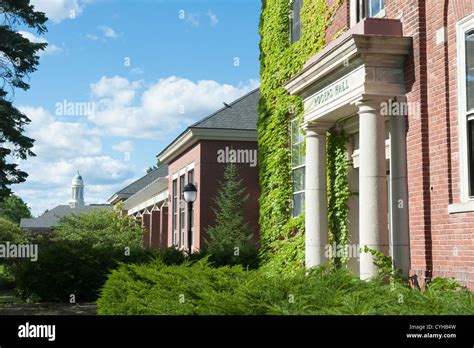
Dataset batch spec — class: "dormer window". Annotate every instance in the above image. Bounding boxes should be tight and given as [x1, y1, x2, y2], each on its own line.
[290, 0, 303, 44]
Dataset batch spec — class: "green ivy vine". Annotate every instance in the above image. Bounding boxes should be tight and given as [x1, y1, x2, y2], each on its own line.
[258, 0, 349, 272]
[326, 127, 351, 267]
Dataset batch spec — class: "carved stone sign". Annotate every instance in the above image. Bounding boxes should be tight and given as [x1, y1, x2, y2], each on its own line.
[304, 68, 362, 113]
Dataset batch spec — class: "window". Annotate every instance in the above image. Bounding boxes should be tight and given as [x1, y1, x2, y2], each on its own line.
[366, 0, 384, 18]
[469, 120, 474, 195]
[290, 0, 303, 44]
[457, 15, 474, 202]
[466, 29, 474, 196]
[172, 179, 178, 246]
[291, 119, 305, 217]
[179, 175, 185, 248]
[352, 0, 385, 24]
[187, 169, 194, 247]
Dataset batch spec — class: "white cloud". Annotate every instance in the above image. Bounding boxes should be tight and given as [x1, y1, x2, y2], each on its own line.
[112, 140, 134, 153]
[30, 0, 86, 23]
[14, 106, 134, 215]
[19, 106, 103, 159]
[206, 10, 218, 27]
[18, 31, 62, 56]
[85, 34, 99, 41]
[98, 25, 119, 39]
[88, 75, 259, 139]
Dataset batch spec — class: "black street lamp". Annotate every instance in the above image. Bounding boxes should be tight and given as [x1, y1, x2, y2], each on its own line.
[182, 183, 197, 255]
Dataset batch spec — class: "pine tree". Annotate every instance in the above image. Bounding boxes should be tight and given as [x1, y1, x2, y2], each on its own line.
[206, 163, 253, 254]
[0, 0, 48, 200]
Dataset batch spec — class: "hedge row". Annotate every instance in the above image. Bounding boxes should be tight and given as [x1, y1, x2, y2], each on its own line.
[97, 260, 474, 315]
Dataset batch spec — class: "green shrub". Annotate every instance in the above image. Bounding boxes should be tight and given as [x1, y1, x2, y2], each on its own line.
[205, 244, 260, 269]
[0, 195, 32, 225]
[97, 259, 249, 315]
[10, 240, 157, 302]
[6, 208, 160, 302]
[0, 217, 27, 244]
[97, 261, 474, 315]
[0, 218, 28, 289]
[54, 208, 143, 249]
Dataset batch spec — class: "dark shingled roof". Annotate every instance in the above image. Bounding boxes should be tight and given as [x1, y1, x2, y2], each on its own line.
[190, 88, 259, 130]
[114, 164, 168, 196]
[20, 204, 112, 230]
[156, 88, 260, 160]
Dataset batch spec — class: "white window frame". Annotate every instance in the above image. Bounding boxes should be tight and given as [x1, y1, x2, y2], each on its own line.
[291, 118, 305, 217]
[172, 178, 178, 245]
[179, 174, 186, 249]
[187, 169, 195, 248]
[457, 14, 474, 205]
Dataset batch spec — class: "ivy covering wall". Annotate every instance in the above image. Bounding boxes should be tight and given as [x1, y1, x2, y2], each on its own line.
[258, 0, 349, 273]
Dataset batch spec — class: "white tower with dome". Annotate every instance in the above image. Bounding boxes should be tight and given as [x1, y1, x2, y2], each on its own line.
[69, 171, 85, 208]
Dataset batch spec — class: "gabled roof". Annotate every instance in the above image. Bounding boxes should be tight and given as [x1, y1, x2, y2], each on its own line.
[108, 164, 168, 204]
[20, 204, 112, 230]
[157, 88, 260, 162]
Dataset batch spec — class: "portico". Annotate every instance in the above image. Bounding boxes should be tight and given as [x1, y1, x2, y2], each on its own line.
[285, 18, 412, 279]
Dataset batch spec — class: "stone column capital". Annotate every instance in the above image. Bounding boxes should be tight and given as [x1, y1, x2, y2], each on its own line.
[303, 122, 332, 135]
[354, 95, 408, 114]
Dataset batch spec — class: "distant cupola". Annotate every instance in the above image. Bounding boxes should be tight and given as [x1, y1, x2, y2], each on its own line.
[69, 171, 85, 208]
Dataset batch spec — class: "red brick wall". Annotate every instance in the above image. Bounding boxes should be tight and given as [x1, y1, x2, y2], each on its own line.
[199, 140, 260, 248]
[166, 140, 260, 251]
[167, 142, 202, 250]
[325, 0, 349, 44]
[321, 0, 474, 288]
[383, 0, 474, 289]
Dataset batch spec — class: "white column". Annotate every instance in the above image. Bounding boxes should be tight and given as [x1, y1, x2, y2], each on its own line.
[357, 100, 389, 279]
[389, 100, 410, 277]
[304, 124, 329, 268]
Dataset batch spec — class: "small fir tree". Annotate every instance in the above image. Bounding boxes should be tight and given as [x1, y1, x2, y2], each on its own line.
[206, 163, 253, 254]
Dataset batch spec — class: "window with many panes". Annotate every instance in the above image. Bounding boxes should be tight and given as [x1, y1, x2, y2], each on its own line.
[291, 119, 305, 217]
[172, 179, 178, 245]
[467, 27, 474, 196]
[457, 15, 474, 202]
[179, 174, 185, 248]
[290, 0, 303, 44]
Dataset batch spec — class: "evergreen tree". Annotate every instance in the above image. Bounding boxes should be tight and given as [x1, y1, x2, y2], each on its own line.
[206, 163, 253, 254]
[0, 0, 48, 200]
[0, 194, 32, 224]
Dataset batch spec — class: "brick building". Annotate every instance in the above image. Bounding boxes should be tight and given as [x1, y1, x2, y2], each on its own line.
[286, 0, 473, 288]
[109, 89, 260, 251]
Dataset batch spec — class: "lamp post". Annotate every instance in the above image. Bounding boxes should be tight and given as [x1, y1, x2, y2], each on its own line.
[182, 183, 197, 255]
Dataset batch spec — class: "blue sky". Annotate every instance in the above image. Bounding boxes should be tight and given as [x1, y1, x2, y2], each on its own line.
[13, 0, 261, 215]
